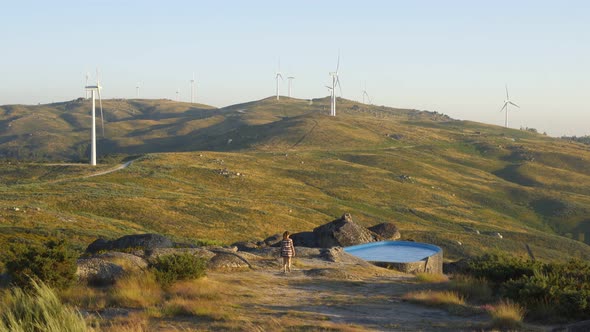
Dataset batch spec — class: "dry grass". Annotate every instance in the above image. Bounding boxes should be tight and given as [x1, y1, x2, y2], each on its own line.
[95, 311, 150, 332]
[110, 272, 162, 308]
[161, 297, 229, 321]
[414, 272, 449, 283]
[403, 290, 465, 307]
[449, 274, 494, 303]
[60, 284, 108, 310]
[488, 300, 525, 330]
[166, 277, 223, 300]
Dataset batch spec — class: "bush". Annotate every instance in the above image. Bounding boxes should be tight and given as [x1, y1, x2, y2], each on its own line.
[463, 253, 540, 285]
[463, 255, 590, 321]
[149, 253, 207, 287]
[0, 279, 87, 332]
[5, 239, 78, 290]
[489, 300, 525, 330]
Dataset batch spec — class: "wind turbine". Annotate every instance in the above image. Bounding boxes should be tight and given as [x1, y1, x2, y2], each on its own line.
[136, 82, 140, 98]
[287, 76, 295, 97]
[176, 89, 180, 102]
[499, 84, 519, 127]
[362, 81, 371, 104]
[275, 59, 283, 100]
[190, 73, 196, 103]
[329, 54, 342, 116]
[84, 70, 104, 166]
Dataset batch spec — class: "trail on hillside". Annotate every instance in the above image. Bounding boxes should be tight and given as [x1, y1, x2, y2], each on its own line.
[84, 159, 135, 178]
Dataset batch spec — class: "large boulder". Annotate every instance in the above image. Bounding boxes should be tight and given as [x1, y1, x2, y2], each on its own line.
[208, 252, 251, 271]
[290, 232, 317, 247]
[77, 258, 124, 285]
[86, 234, 174, 254]
[313, 213, 377, 248]
[368, 222, 401, 240]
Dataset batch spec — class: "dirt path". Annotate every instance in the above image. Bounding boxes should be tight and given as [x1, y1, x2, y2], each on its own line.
[200, 256, 491, 331]
[84, 159, 135, 178]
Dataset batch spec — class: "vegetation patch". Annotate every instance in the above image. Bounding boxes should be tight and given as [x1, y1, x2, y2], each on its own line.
[149, 253, 207, 288]
[4, 238, 78, 290]
[0, 280, 86, 332]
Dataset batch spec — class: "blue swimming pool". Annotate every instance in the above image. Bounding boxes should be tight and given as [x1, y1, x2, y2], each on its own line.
[344, 241, 442, 263]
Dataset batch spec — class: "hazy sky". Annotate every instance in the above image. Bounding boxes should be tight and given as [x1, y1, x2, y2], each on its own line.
[1, 0, 589, 136]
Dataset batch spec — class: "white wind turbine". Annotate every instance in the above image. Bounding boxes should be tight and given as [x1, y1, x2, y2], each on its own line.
[362, 81, 371, 104]
[275, 59, 283, 100]
[84, 70, 104, 166]
[329, 54, 342, 116]
[136, 82, 140, 98]
[190, 73, 196, 103]
[499, 84, 519, 128]
[287, 76, 295, 97]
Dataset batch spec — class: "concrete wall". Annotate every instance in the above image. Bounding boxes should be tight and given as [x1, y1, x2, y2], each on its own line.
[372, 250, 443, 274]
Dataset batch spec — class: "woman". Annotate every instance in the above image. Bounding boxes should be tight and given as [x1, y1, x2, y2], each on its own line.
[280, 231, 296, 273]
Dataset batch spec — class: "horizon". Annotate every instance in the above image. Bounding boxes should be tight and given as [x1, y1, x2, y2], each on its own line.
[1, 0, 589, 136]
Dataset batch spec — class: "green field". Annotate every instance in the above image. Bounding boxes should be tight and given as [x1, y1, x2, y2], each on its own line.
[1, 96, 589, 264]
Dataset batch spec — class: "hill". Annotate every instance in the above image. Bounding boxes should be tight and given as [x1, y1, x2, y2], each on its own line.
[1, 96, 590, 264]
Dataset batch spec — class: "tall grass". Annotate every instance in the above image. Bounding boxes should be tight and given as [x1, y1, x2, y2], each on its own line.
[414, 272, 449, 283]
[403, 290, 465, 307]
[449, 274, 493, 303]
[489, 300, 525, 330]
[109, 272, 162, 308]
[0, 279, 87, 332]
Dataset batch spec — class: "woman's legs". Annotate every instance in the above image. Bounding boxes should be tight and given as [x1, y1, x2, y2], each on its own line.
[286, 257, 292, 272]
[282, 257, 288, 272]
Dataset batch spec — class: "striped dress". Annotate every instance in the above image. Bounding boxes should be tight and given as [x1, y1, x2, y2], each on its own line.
[280, 238, 295, 258]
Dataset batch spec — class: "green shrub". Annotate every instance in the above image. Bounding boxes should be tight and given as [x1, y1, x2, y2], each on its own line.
[463, 253, 540, 285]
[0, 279, 87, 332]
[149, 253, 207, 287]
[4, 239, 78, 290]
[463, 255, 590, 321]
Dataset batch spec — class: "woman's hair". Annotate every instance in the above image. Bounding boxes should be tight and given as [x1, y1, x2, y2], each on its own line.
[283, 231, 290, 239]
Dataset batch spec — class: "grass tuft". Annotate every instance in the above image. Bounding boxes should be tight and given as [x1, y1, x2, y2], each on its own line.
[403, 290, 465, 307]
[488, 300, 525, 330]
[0, 279, 86, 332]
[449, 274, 494, 302]
[414, 272, 449, 283]
[109, 272, 162, 308]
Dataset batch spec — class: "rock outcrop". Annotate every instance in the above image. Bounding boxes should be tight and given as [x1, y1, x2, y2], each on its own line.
[86, 234, 174, 254]
[77, 258, 124, 285]
[368, 222, 401, 240]
[313, 213, 378, 248]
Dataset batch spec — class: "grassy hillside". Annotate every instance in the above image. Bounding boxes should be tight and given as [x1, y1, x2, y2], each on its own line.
[1, 96, 589, 265]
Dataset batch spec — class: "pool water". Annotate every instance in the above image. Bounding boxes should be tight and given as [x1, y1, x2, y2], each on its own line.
[344, 241, 441, 263]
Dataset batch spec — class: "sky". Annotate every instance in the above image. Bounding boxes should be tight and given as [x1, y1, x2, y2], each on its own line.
[1, 0, 589, 136]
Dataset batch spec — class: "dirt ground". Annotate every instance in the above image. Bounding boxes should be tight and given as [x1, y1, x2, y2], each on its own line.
[152, 254, 498, 332]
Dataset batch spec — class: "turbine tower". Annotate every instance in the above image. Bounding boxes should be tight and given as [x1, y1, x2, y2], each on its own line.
[362, 81, 371, 104]
[275, 59, 283, 100]
[329, 54, 342, 116]
[287, 76, 295, 97]
[190, 73, 196, 103]
[84, 70, 104, 166]
[500, 84, 520, 128]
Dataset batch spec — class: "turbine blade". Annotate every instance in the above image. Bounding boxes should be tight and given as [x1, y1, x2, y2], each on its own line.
[336, 53, 340, 72]
[500, 102, 508, 112]
[505, 84, 509, 100]
[509, 101, 520, 108]
[336, 77, 343, 97]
